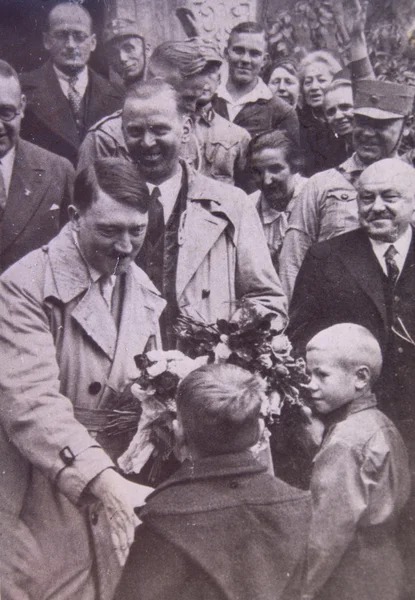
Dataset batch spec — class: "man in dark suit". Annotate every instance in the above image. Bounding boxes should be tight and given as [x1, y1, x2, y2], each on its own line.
[20, 2, 122, 165]
[288, 158, 415, 600]
[0, 60, 74, 274]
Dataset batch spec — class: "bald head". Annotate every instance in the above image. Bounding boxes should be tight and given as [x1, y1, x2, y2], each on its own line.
[357, 158, 415, 242]
[44, 2, 96, 75]
[307, 324, 382, 383]
[47, 3, 92, 32]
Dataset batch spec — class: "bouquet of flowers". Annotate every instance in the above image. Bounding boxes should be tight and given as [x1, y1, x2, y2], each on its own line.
[107, 304, 309, 485]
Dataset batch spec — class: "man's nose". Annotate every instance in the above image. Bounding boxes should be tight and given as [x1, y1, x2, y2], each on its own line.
[371, 194, 387, 212]
[119, 49, 129, 64]
[65, 34, 77, 48]
[278, 80, 287, 91]
[263, 170, 275, 186]
[114, 233, 133, 254]
[142, 130, 156, 147]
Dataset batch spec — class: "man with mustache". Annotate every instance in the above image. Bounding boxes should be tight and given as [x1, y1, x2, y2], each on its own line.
[122, 78, 287, 348]
[0, 159, 164, 600]
[288, 158, 415, 600]
[20, 2, 122, 165]
[247, 130, 307, 277]
[279, 79, 415, 300]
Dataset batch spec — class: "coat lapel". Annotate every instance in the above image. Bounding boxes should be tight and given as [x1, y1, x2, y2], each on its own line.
[1, 141, 51, 253]
[29, 62, 79, 148]
[338, 230, 388, 326]
[233, 101, 265, 126]
[46, 225, 118, 360]
[107, 269, 166, 392]
[176, 201, 228, 299]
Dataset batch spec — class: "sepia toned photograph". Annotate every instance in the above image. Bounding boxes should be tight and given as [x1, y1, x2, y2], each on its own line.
[0, 0, 414, 598]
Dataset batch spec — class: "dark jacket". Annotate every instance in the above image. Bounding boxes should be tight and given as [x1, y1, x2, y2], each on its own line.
[288, 227, 415, 429]
[20, 61, 123, 165]
[0, 139, 74, 273]
[212, 94, 300, 143]
[116, 451, 311, 600]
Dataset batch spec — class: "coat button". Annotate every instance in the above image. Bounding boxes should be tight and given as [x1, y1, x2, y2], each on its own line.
[394, 296, 400, 302]
[398, 347, 404, 354]
[341, 193, 349, 200]
[91, 511, 99, 525]
[89, 382, 102, 395]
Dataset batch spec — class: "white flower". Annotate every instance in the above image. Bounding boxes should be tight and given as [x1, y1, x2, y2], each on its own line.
[168, 355, 209, 378]
[271, 335, 292, 355]
[214, 341, 232, 362]
[146, 360, 168, 377]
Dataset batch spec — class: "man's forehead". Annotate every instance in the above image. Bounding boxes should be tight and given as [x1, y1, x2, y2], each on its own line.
[123, 94, 180, 120]
[359, 164, 415, 190]
[252, 146, 287, 166]
[324, 87, 353, 105]
[48, 5, 92, 31]
[0, 76, 22, 104]
[229, 31, 266, 50]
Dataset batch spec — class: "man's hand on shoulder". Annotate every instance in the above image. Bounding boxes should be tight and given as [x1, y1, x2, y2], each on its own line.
[88, 469, 153, 565]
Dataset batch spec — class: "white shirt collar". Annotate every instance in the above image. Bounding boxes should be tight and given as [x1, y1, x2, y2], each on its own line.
[0, 146, 16, 195]
[369, 226, 413, 276]
[53, 65, 89, 99]
[215, 77, 272, 121]
[147, 165, 183, 224]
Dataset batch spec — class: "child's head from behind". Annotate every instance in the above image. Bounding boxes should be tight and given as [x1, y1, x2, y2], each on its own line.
[305, 324, 382, 415]
[175, 363, 265, 458]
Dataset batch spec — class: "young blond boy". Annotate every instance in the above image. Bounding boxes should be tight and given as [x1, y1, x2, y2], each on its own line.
[302, 323, 410, 600]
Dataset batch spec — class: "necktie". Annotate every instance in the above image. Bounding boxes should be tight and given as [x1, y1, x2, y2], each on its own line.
[100, 275, 114, 309]
[384, 244, 399, 287]
[67, 75, 83, 125]
[147, 187, 165, 246]
[0, 164, 7, 219]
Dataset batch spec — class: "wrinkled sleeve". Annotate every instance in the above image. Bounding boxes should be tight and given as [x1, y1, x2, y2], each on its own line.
[303, 440, 367, 599]
[234, 200, 288, 331]
[279, 176, 321, 302]
[0, 274, 114, 505]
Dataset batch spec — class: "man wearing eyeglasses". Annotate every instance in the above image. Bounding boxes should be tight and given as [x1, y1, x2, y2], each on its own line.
[0, 59, 74, 274]
[20, 2, 123, 165]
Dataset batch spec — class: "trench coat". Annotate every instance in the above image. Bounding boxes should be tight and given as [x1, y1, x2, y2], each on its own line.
[175, 163, 288, 330]
[0, 224, 165, 600]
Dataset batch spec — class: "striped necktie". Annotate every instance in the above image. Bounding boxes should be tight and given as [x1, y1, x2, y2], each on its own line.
[384, 244, 399, 287]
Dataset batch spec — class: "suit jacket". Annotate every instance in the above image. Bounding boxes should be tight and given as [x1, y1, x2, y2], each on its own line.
[115, 451, 311, 600]
[288, 227, 415, 428]
[0, 138, 74, 274]
[20, 61, 123, 165]
[0, 224, 165, 600]
[212, 93, 300, 143]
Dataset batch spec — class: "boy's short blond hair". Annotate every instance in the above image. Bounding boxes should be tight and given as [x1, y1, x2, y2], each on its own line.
[306, 323, 383, 385]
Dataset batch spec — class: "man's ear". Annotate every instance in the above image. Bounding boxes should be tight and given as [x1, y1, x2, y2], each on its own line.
[20, 94, 27, 117]
[181, 115, 193, 144]
[403, 115, 414, 138]
[355, 365, 371, 390]
[68, 205, 81, 230]
[43, 32, 52, 52]
[89, 33, 97, 53]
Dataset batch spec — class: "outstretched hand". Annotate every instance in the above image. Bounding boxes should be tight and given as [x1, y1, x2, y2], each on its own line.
[331, 0, 369, 44]
[88, 469, 153, 565]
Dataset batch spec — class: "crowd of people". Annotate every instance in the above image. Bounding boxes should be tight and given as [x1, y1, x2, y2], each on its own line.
[0, 1, 415, 599]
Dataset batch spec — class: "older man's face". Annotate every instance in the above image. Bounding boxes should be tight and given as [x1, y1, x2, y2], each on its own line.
[353, 114, 404, 165]
[358, 161, 415, 242]
[0, 75, 25, 158]
[107, 36, 145, 84]
[44, 4, 96, 75]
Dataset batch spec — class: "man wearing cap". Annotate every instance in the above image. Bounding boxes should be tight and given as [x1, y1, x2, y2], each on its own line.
[103, 18, 146, 90]
[20, 2, 123, 166]
[212, 22, 299, 142]
[279, 78, 415, 300]
[78, 38, 251, 190]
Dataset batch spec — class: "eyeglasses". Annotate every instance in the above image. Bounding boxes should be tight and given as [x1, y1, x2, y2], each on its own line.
[50, 31, 91, 44]
[0, 106, 21, 122]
